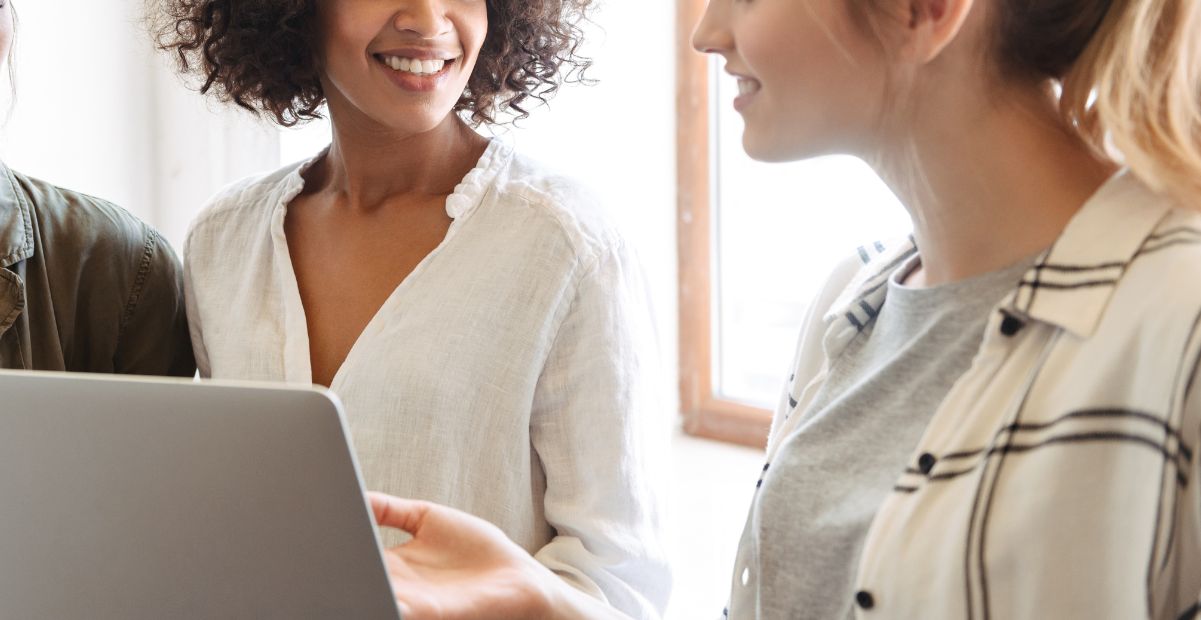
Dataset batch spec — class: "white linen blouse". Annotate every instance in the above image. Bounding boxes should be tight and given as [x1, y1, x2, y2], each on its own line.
[183, 140, 671, 618]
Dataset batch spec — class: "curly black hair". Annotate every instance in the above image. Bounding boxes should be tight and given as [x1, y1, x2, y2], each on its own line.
[151, 0, 593, 127]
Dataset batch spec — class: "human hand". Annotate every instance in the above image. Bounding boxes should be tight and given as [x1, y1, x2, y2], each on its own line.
[369, 492, 561, 619]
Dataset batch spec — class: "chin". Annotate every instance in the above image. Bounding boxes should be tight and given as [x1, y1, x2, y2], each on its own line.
[356, 96, 457, 136]
[742, 133, 803, 164]
[742, 129, 845, 164]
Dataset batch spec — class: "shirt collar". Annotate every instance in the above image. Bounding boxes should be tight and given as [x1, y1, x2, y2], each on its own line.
[824, 236, 918, 333]
[0, 164, 34, 269]
[1001, 170, 1173, 338]
[827, 170, 1173, 341]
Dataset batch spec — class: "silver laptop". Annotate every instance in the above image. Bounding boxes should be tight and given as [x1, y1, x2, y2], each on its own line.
[0, 370, 400, 619]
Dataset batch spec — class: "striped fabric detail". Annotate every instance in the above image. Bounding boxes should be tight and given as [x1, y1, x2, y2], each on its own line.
[843, 241, 916, 333]
[891, 408, 1193, 494]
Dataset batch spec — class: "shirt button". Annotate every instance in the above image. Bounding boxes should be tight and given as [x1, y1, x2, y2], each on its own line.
[855, 590, 875, 610]
[999, 312, 1025, 336]
[918, 453, 937, 475]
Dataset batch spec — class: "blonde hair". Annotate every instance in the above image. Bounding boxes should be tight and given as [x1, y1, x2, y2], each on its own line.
[1058, 0, 1201, 205]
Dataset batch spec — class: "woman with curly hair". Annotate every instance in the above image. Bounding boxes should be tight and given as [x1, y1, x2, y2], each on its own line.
[154, 0, 669, 616]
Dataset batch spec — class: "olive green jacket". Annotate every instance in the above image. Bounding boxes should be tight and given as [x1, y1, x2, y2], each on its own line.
[0, 165, 194, 375]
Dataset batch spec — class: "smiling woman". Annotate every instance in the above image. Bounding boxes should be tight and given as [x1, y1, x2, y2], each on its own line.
[153, 0, 592, 126]
[151, 0, 670, 618]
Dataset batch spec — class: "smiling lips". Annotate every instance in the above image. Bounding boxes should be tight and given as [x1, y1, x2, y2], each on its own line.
[374, 51, 461, 92]
[733, 77, 762, 112]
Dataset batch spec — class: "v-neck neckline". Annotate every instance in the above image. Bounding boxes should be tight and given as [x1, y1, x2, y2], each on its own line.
[269, 139, 510, 388]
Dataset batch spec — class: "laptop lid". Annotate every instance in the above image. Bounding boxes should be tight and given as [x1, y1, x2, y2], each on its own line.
[0, 370, 400, 619]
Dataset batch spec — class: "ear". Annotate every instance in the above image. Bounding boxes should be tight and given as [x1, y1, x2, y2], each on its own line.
[900, 0, 974, 64]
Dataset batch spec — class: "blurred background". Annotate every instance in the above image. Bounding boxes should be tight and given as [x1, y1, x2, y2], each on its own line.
[2, 1, 909, 616]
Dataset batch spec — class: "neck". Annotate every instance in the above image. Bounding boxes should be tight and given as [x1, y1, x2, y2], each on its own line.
[869, 84, 1117, 287]
[309, 107, 489, 212]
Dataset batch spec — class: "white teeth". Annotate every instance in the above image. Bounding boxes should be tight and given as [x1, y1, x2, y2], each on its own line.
[381, 55, 448, 76]
[738, 79, 759, 97]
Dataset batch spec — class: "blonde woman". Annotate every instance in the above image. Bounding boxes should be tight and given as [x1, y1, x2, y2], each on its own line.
[363, 0, 1201, 617]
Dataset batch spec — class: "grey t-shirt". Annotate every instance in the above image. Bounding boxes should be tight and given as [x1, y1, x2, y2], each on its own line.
[727, 254, 1035, 620]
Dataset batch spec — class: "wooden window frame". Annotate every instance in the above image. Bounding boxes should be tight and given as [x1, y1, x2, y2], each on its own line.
[677, 0, 773, 449]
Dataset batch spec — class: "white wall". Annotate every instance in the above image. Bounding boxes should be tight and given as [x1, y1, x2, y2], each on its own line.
[1, 0, 157, 219]
[148, 67, 279, 246]
[0, 0, 279, 246]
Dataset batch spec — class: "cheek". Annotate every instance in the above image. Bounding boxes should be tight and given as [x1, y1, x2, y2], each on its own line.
[445, 18, 487, 100]
[460, 10, 489, 66]
[749, 23, 854, 103]
[317, 24, 356, 79]
[747, 14, 886, 138]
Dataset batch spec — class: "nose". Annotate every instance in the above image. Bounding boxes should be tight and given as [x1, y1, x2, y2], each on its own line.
[691, 0, 733, 55]
[392, 0, 453, 39]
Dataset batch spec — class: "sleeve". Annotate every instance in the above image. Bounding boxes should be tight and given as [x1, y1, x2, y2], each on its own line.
[113, 227, 196, 377]
[181, 229, 212, 378]
[528, 239, 672, 620]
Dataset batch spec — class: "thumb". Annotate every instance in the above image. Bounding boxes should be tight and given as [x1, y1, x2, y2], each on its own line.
[367, 492, 431, 534]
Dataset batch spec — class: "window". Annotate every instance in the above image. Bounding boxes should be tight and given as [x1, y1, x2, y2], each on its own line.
[677, 0, 909, 447]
